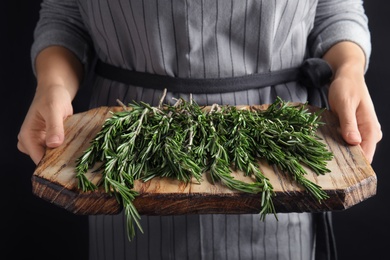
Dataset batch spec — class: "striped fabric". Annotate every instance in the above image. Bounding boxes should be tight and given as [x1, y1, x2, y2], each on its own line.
[89, 214, 315, 260]
[79, 0, 311, 76]
[31, 0, 371, 259]
[83, 0, 313, 109]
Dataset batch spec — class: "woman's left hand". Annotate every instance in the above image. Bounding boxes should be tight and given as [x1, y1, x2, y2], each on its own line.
[327, 65, 382, 164]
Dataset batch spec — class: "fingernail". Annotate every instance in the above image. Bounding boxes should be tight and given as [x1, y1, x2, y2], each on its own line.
[347, 132, 361, 142]
[47, 135, 61, 146]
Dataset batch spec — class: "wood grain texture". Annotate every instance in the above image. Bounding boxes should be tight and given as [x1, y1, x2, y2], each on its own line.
[31, 105, 377, 216]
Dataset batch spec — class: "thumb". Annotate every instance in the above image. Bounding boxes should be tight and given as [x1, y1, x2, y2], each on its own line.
[337, 106, 362, 145]
[45, 112, 65, 148]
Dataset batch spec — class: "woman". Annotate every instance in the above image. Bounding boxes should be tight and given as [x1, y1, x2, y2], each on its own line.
[17, 0, 382, 259]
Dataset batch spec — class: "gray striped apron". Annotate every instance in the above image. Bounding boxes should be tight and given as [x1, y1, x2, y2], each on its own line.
[87, 58, 337, 260]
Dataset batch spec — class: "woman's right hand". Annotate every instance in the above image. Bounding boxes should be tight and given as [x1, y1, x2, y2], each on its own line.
[17, 85, 74, 165]
[17, 46, 83, 165]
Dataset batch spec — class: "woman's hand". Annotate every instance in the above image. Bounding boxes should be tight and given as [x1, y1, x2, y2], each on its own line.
[324, 42, 382, 163]
[328, 67, 382, 163]
[17, 46, 83, 165]
[17, 85, 74, 164]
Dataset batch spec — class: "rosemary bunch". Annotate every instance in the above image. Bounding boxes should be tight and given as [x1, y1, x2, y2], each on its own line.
[75, 93, 333, 241]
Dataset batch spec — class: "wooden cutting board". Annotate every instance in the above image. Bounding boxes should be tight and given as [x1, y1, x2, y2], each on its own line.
[31, 105, 377, 216]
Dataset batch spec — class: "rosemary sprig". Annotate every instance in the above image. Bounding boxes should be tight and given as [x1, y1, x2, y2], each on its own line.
[206, 107, 263, 194]
[224, 106, 276, 220]
[140, 99, 203, 183]
[105, 177, 141, 241]
[75, 93, 333, 240]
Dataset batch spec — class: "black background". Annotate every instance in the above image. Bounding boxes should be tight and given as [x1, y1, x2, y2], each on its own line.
[1, 1, 389, 259]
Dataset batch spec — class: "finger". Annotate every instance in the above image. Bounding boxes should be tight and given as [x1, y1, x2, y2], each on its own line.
[45, 111, 65, 148]
[359, 123, 383, 164]
[17, 133, 46, 165]
[360, 139, 376, 164]
[29, 145, 46, 165]
[17, 139, 27, 154]
[336, 106, 362, 145]
[360, 130, 380, 164]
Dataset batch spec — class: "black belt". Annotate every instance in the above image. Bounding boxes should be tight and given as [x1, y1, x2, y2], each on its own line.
[95, 58, 333, 94]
